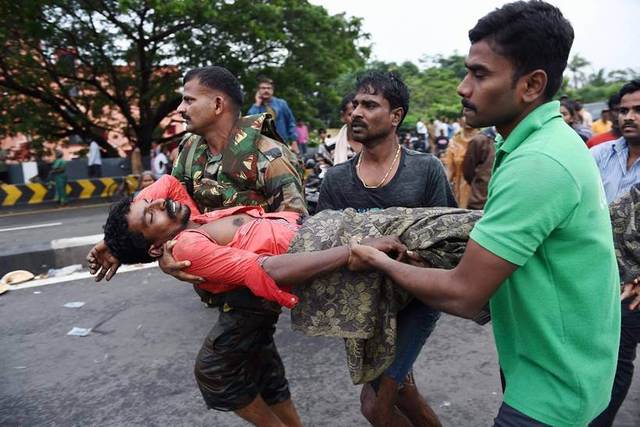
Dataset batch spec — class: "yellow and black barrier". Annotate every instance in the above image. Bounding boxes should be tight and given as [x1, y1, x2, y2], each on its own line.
[0, 175, 139, 207]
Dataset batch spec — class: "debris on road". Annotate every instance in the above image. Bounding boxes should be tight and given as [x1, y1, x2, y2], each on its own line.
[48, 264, 83, 278]
[1, 269, 35, 285]
[67, 327, 92, 337]
[63, 301, 86, 308]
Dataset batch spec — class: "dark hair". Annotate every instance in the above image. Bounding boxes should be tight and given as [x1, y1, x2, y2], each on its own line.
[355, 70, 410, 125]
[619, 79, 640, 100]
[560, 101, 577, 118]
[318, 128, 326, 133]
[469, 1, 574, 100]
[340, 92, 355, 113]
[257, 76, 274, 86]
[183, 66, 243, 110]
[608, 92, 622, 110]
[103, 196, 155, 264]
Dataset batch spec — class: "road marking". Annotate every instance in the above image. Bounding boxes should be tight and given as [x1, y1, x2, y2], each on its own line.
[7, 262, 159, 290]
[51, 233, 103, 249]
[0, 222, 63, 232]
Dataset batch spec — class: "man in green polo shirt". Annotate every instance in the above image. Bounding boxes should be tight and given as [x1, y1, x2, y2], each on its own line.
[347, 2, 620, 426]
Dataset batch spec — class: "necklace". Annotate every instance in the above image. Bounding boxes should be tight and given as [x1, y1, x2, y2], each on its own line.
[356, 144, 401, 189]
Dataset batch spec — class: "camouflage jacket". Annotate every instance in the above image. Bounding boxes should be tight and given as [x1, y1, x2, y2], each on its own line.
[172, 113, 307, 214]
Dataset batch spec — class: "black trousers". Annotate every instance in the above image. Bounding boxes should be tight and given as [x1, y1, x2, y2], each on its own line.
[590, 305, 640, 427]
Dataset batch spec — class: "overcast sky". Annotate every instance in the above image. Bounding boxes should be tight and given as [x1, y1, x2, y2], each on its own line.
[311, 0, 639, 74]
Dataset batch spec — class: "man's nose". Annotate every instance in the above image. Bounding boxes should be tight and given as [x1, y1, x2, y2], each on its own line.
[149, 199, 166, 210]
[457, 75, 471, 99]
[176, 101, 186, 113]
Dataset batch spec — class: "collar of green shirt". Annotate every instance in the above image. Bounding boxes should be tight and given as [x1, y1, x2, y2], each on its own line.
[494, 101, 561, 166]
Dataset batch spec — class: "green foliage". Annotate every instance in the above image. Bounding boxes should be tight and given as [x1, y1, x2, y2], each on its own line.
[0, 0, 368, 153]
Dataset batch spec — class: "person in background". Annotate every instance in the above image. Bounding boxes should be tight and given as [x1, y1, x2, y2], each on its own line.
[248, 76, 298, 149]
[434, 130, 449, 158]
[591, 80, 640, 204]
[592, 109, 613, 135]
[415, 117, 429, 152]
[134, 170, 155, 196]
[560, 101, 592, 142]
[588, 93, 622, 148]
[444, 117, 480, 208]
[50, 149, 68, 206]
[130, 146, 143, 176]
[462, 129, 496, 210]
[152, 144, 169, 179]
[0, 147, 9, 183]
[88, 138, 106, 178]
[575, 100, 593, 128]
[589, 79, 640, 427]
[295, 120, 309, 156]
[333, 92, 362, 164]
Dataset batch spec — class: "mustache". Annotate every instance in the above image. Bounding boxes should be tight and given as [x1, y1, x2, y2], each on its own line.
[351, 119, 367, 128]
[181, 114, 190, 121]
[166, 198, 177, 219]
[461, 99, 477, 111]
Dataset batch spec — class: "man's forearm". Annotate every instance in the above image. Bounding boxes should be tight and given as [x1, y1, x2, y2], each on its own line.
[262, 246, 349, 286]
[371, 255, 483, 319]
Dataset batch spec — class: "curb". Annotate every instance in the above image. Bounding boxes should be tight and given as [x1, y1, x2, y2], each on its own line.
[0, 234, 102, 276]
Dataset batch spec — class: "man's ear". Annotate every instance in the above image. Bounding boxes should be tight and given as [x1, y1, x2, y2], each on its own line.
[390, 107, 404, 127]
[214, 95, 225, 115]
[148, 244, 163, 258]
[521, 70, 548, 103]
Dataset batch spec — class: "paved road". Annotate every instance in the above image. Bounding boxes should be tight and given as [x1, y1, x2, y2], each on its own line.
[1, 268, 638, 426]
[0, 204, 109, 256]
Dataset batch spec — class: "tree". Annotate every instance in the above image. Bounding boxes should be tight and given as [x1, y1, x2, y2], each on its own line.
[567, 54, 591, 89]
[0, 0, 368, 154]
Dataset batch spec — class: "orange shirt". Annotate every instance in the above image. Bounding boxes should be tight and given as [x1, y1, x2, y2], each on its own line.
[135, 175, 301, 308]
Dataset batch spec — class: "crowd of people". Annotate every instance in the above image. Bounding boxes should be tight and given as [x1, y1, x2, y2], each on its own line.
[83, 1, 640, 426]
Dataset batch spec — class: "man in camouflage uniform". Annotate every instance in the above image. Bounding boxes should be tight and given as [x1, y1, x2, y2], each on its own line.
[88, 66, 306, 426]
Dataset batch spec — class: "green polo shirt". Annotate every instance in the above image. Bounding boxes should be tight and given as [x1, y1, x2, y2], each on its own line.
[470, 101, 620, 426]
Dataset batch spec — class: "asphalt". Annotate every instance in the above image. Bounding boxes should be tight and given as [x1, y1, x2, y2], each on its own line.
[0, 202, 110, 276]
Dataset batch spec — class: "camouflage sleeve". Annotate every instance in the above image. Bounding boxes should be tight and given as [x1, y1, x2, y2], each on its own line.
[171, 135, 190, 183]
[264, 155, 308, 215]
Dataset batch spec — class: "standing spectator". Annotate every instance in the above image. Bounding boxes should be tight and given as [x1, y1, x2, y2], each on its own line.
[575, 100, 593, 127]
[591, 80, 640, 204]
[444, 117, 480, 207]
[49, 149, 68, 206]
[0, 147, 9, 183]
[88, 138, 105, 178]
[318, 70, 454, 427]
[130, 146, 143, 176]
[451, 117, 462, 135]
[333, 92, 362, 164]
[152, 144, 169, 179]
[588, 94, 622, 148]
[590, 79, 640, 426]
[462, 130, 496, 209]
[295, 120, 309, 156]
[133, 170, 155, 196]
[349, 2, 619, 425]
[415, 117, 429, 152]
[434, 129, 449, 158]
[248, 76, 297, 148]
[560, 101, 592, 142]
[592, 109, 613, 135]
